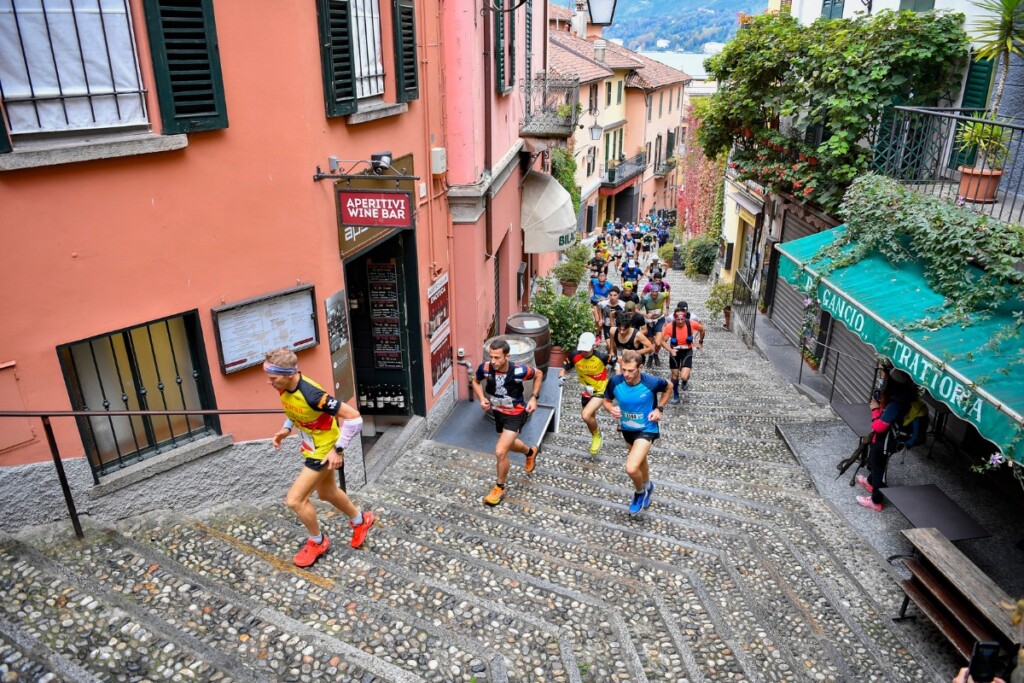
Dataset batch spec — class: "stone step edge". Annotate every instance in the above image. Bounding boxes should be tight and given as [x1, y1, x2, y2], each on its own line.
[139, 518, 512, 683]
[385, 452, 906, 678]
[191, 510, 571, 683]
[0, 612, 99, 683]
[367, 486, 771, 683]
[30, 526, 438, 683]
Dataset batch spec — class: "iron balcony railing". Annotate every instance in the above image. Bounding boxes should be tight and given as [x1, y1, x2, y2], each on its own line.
[655, 158, 676, 177]
[599, 152, 647, 186]
[871, 106, 1024, 225]
[519, 73, 581, 139]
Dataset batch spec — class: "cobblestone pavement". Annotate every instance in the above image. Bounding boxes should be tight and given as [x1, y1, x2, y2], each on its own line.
[0, 267, 959, 682]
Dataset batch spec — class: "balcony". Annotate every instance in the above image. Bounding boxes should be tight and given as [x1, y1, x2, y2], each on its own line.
[599, 152, 647, 188]
[519, 73, 581, 139]
[654, 157, 677, 177]
[871, 106, 1024, 225]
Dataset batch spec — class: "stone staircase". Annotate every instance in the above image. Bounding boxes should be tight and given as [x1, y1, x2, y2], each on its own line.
[0, 270, 951, 682]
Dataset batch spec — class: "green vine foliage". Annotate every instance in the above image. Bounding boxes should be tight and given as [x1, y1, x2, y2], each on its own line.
[699, 11, 968, 212]
[550, 146, 581, 217]
[810, 175, 1024, 361]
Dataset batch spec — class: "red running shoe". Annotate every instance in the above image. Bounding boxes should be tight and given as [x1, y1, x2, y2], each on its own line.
[293, 535, 330, 567]
[349, 511, 375, 548]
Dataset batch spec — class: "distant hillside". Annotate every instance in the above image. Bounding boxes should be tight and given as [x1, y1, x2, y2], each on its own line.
[571, 0, 767, 53]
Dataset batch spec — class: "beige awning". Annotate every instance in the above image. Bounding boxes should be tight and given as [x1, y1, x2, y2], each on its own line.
[521, 171, 577, 253]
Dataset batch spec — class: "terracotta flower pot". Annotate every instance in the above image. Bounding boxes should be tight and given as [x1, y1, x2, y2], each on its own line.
[807, 157, 818, 166]
[742, 127, 753, 139]
[548, 345, 567, 370]
[957, 166, 1002, 204]
[798, 153, 807, 162]
[560, 280, 579, 296]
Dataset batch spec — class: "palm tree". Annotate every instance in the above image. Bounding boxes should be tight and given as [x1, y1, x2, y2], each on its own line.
[971, 0, 1024, 113]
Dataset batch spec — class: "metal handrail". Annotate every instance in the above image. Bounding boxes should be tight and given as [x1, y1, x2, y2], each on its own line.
[0, 407, 283, 539]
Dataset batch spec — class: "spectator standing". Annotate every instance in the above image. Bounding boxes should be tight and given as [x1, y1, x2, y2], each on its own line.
[856, 369, 916, 511]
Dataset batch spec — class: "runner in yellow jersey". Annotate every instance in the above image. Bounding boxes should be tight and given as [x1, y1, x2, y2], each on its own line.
[265, 347, 374, 567]
[558, 332, 610, 455]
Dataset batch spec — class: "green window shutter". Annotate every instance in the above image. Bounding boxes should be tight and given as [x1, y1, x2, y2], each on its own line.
[949, 56, 995, 168]
[392, 0, 419, 102]
[0, 121, 10, 154]
[144, 0, 228, 133]
[822, 0, 843, 18]
[494, 2, 506, 94]
[666, 130, 675, 157]
[507, 2, 515, 91]
[617, 80, 622, 104]
[658, 92, 663, 116]
[316, 0, 357, 117]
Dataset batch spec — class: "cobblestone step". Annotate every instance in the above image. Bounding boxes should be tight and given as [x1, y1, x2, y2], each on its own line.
[383, 446, 813, 682]
[196, 506, 573, 683]
[537, 436, 812, 494]
[0, 537, 242, 683]
[365, 491, 735, 683]
[0, 617, 91, 683]
[390, 442, 926, 682]
[128, 515, 499, 683]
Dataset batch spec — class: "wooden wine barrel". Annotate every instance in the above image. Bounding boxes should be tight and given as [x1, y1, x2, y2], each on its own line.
[505, 313, 551, 372]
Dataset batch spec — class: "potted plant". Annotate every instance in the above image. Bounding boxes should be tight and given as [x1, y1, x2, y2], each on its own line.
[529, 277, 595, 368]
[552, 242, 591, 295]
[955, 113, 1012, 203]
[555, 101, 583, 123]
[606, 159, 618, 182]
[684, 233, 719, 280]
[705, 280, 735, 329]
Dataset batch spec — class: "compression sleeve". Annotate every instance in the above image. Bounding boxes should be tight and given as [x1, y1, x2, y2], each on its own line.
[335, 417, 363, 450]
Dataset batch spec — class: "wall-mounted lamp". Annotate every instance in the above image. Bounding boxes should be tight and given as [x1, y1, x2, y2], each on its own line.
[370, 151, 393, 174]
[586, 0, 618, 25]
[589, 122, 604, 141]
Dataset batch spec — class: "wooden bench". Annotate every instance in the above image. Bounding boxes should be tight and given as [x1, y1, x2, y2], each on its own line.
[891, 528, 1019, 661]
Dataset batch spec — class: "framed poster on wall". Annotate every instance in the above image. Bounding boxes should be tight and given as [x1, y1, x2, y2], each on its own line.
[325, 288, 356, 403]
[211, 285, 319, 374]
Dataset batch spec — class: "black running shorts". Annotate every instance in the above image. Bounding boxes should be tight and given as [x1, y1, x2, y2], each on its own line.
[669, 348, 694, 370]
[494, 410, 529, 434]
[623, 430, 659, 446]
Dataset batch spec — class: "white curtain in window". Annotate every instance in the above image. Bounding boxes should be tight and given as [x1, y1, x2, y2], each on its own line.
[351, 0, 384, 99]
[0, 0, 147, 135]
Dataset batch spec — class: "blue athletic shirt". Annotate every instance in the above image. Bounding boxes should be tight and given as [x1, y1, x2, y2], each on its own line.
[606, 372, 668, 433]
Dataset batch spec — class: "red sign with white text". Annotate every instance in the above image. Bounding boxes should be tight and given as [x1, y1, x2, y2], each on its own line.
[337, 189, 414, 230]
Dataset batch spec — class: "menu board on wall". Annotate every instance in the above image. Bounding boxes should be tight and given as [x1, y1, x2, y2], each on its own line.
[367, 260, 404, 370]
[212, 285, 319, 374]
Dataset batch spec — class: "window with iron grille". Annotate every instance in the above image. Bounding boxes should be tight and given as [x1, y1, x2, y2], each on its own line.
[317, 0, 419, 117]
[57, 310, 217, 479]
[0, 0, 227, 151]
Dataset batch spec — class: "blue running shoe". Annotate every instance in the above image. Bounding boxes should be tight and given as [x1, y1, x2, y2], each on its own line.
[629, 491, 645, 515]
[642, 482, 655, 509]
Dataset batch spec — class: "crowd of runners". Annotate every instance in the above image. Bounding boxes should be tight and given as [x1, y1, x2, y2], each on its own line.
[478, 215, 706, 520]
[263, 215, 708, 567]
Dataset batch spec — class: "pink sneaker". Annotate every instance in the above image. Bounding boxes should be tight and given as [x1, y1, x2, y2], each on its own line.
[855, 474, 874, 493]
[856, 495, 882, 512]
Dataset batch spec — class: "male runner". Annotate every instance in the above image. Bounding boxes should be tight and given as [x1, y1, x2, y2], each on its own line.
[558, 332, 610, 455]
[640, 272, 671, 366]
[608, 310, 655, 371]
[603, 350, 671, 514]
[266, 347, 374, 567]
[473, 339, 543, 506]
[597, 286, 625, 340]
[661, 307, 705, 403]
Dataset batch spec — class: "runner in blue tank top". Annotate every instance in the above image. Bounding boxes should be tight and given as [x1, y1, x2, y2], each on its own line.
[603, 349, 671, 515]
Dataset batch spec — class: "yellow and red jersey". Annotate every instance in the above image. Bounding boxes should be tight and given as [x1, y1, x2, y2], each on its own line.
[278, 374, 340, 460]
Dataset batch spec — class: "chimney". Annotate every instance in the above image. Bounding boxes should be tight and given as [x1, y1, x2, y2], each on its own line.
[572, 0, 587, 38]
[593, 39, 606, 63]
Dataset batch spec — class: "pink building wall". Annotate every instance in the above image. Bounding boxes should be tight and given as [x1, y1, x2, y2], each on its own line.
[0, 0, 449, 465]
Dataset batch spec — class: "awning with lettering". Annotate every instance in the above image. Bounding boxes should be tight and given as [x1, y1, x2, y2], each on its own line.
[521, 171, 577, 253]
[776, 225, 1024, 463]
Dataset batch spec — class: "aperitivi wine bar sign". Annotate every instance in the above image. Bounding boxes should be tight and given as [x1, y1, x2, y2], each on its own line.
[337, 189, 414, 230]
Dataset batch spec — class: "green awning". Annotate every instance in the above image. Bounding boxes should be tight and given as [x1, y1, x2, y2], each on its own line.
[776, 225, 1024, 463]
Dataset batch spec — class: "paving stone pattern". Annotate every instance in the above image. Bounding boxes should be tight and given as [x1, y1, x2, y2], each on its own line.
[0, 268, 956, 682]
